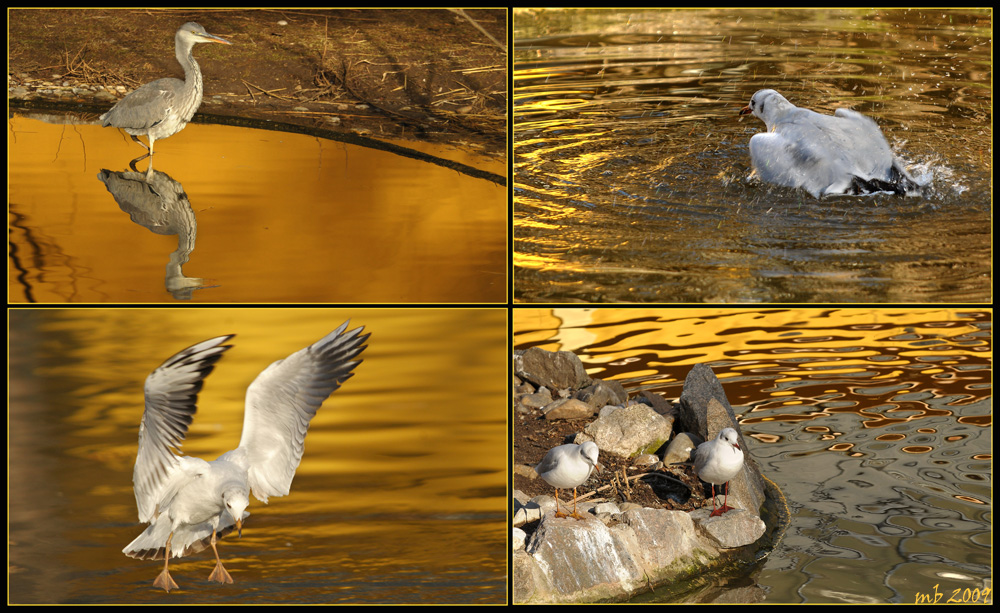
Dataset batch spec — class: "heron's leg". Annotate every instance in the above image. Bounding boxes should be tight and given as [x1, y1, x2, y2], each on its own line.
[207, 527, 234, 584]
[147, 135, 156, 174]
[129, 134, 151, 153]
[153, 532, 180, 592]
[128, 134, 153, 168]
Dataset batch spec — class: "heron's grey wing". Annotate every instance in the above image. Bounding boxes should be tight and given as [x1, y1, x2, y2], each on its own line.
[101, 78, 182, 130]
[229, 321, 369, 503]
[133, 335, 234, 522]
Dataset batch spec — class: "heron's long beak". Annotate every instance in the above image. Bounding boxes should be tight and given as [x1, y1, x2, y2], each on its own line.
[203, 34, 231, 46]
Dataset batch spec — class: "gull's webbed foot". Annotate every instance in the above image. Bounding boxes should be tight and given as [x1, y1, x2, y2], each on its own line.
[153, 568, 179, 592]
[208, 560, 234, 584]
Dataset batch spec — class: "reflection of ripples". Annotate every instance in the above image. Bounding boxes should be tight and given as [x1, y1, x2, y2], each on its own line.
[514, 10, 992, 303]
[777, 412, 991, 600]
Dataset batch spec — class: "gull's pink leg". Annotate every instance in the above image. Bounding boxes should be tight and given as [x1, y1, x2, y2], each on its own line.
[570, 487, 588, 520]
[553, 488, 569, 518]
[207, 527, 234, 584]
[710, 481, 735, 516]
[153, 532, 180, 592]
[719, 481, 735, 514]
[709, 483, 725, 517]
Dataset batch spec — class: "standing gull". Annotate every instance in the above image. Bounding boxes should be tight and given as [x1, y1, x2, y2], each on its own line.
[123, 321, 369, 592]
[693, 428, 744, 517]
[535, 441, 602, 520]
[739, 89, 919, 197]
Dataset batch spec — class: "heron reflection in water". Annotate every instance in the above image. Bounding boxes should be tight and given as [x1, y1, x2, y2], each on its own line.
[101, 22, 231, 173]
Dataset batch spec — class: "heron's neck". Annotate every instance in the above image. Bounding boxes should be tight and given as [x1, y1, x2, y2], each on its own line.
[176, 43, 203, 99]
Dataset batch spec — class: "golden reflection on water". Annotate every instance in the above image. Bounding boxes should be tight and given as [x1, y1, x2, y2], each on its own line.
[513, 307, 990, 434]
[9, 116, 506, 303]
[9, 308, 506, 603]
[514, 11, 992, 304]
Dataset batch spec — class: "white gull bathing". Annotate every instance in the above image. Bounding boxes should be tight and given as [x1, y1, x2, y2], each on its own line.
[123, 321, 369, 592]
[535, 441, 602, 520]
[739, 89, 920, 198]
[693, 427, 744, 517]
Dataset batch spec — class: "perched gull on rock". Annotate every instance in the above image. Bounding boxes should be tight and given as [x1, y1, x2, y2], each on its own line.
[739, 89, 920, 198]
[693, 427, 744, 517]
[535, 441, 602, 520]
[123, 321, 370, 592]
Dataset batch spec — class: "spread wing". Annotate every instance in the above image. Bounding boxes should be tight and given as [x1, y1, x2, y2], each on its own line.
[132, 335, 234, 522]
[221, 321, 369, 503]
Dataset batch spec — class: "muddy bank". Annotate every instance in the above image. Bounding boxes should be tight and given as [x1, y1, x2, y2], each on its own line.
[9, 9, 506, 157]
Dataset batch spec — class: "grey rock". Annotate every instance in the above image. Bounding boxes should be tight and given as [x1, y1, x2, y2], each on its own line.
[619, 508, 704, 571]
[597, 404, 622, 418]
[677, 363, 736, 434]
[513, 527, 527, 550]
[639, 390, 675, 416]
[520, 387, 553, 409]
[694, 508, 766, 548]
[584, 403, 673, 458]
[514, 347, 591, 390]
[576, 379, 628, 410]
[592, 501, 621, 515]
[632, 453, 660, 468]
[513, 381, 535, 395]
[662, 431, 703, 465]
[522, 515, 646, 602]
[542, 397, 594, 421]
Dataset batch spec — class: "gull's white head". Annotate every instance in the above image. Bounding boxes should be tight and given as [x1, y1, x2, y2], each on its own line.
[719, 427, 741, 451]
[223, 489, 250, 536]
[739, 89, 794, 131]
[578, 441, 602, 473]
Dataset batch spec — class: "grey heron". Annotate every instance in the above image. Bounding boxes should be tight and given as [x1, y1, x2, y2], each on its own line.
[101, 22, 231, 167]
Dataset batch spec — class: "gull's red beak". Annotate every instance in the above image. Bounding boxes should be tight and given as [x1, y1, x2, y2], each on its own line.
[739, 104, 752, 116]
